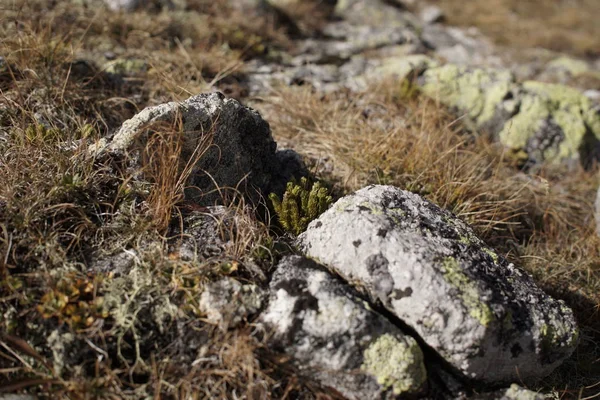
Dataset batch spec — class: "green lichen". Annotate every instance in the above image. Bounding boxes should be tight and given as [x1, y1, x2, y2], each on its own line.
[361, 334, 426, 395]
[499, 81, 596, 161]
[547, 57, 591, 76]
[482, 247, 499, 264]
[373, 55, 437, 86]
[421, 65, 514, 127]
[441, 257, 495, 327]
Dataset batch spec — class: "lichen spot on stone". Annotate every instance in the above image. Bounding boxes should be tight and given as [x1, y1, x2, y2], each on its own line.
[441, 257, 495, 327]
[361, 334, 427, 395]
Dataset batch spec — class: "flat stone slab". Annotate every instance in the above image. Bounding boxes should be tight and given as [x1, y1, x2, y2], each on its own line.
[259, 255, 427, 399]
[298, 185, 578, 383]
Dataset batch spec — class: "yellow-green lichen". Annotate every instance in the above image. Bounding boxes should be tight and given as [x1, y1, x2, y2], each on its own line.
[482, 247, 499, 264]
[441, 257, 495, 327]
[361, 334, 426, 395]
[499, 81, 599, 162]
[421, 65, 514, 127]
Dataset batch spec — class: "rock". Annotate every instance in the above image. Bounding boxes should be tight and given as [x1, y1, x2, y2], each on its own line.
[92, 92, 296, 206]
[539, 56, 598, 84]
[298, 185, 578, 383]
[168, 206, 234, 262]
[297, 22, 422, 64]
[473, 384, 549, 400]
[199, 277, 264, 330]
[501, 81, 600, 166]
[421, 26, 501, 67]
[420, 6, 445, 24]
[421, 64, 516, 132]
[104, 0, 184, 12]
[584, 89, 600, 102]
[420, 65, 600, 165]
[335, 0, 420, 29]
[259, 255, 427, 398]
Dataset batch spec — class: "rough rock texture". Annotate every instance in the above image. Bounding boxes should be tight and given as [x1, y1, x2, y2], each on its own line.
[472, 384, 549, 400]
[168, 206, 235, 262]
[298, 185, 578, 383]
[420, 65, 600, 165]
[259, 255, 427, 399]
[199, 278, 264, 330]
[93, 92, 300, 205]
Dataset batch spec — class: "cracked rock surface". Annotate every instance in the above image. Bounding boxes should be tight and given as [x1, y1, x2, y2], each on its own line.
[298, 185, 578, 383]
[259, 255, 427, 399]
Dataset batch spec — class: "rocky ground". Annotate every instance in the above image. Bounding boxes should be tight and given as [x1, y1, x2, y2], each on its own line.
[0, 0, 599, 399]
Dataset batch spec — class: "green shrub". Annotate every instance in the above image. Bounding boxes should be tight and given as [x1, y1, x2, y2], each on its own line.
[269, 177, 332, 235]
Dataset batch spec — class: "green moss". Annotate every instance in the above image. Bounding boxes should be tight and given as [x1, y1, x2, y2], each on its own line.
[269, 177, 332, 235]
[441, 257, 495, 327]
[361, 334, 426, 395]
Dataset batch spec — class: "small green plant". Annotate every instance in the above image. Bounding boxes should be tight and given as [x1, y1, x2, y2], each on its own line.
[269, 177, 333, 235]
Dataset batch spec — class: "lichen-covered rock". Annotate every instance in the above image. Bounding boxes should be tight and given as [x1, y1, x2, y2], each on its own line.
[298, 185, 578, 383]
[499, 81, 600, 165]
[92, 92, 295, 205]
[472, 384, 549, 400]
[421, 64, 516, 132]
[335, 0, 420, 29]
[259, 255, 427, 399]
[420, 65, 600, 165]
[199, 278, 264, 330]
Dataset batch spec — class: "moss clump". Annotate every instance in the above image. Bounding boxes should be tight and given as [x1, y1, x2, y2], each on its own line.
[269, 177, 332, 235]
[441, 257, 495, 327]
[361, 334, 427, 395]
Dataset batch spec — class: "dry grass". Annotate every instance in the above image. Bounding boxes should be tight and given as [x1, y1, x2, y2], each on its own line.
[429, 0, 600, 58]
[1, 0, 599, 397]
[254, 80, 600, 395]
[0, 1, 323, 398]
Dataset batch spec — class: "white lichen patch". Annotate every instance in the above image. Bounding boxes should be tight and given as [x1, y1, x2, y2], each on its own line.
[361, 334, 427, 395]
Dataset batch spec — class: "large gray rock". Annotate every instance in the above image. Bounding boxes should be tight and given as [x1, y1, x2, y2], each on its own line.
[92, 92, 296, 205]
[298, 185, 578, 384]
[259, 255, 427, 399]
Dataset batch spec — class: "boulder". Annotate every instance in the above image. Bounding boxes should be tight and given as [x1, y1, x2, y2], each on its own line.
[92, 92, 299, 205]
[259, 255, 427, 399]
[298, 185, 578, 383]
[420, 65, 600, 165]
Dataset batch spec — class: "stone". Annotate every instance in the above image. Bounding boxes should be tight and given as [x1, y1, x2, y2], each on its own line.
[259, 255, 427, 399]
[298, 185, 578, 384]
[420, 65, 600, 165]
[420, 6, 445, 24]
[472, 384, 549, 400]
[92, 92, 298, 205]
[199, 277, 264, 330]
